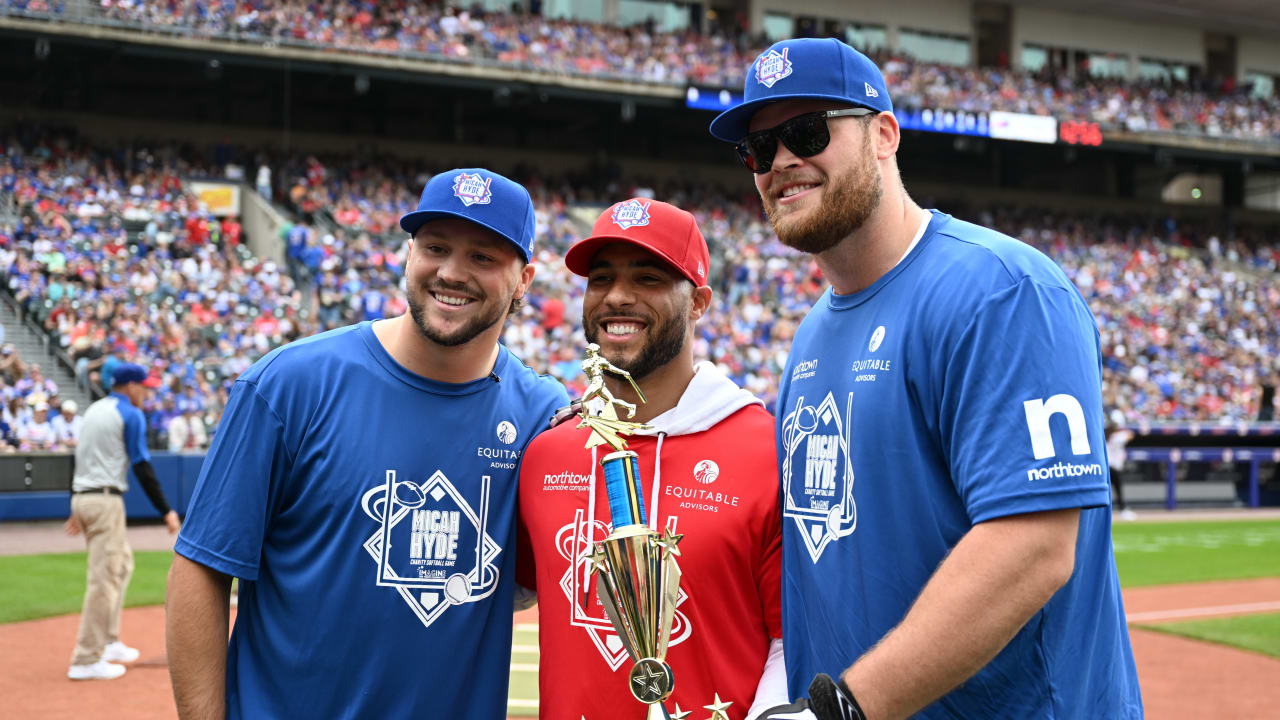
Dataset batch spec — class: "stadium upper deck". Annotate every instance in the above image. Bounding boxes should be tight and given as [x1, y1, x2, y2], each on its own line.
[2, 0, 1279, 153]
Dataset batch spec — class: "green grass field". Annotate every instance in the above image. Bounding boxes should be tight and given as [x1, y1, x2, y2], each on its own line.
[4, 518, 1278, 715]
[0, 550, 174, 624]
[509, 623, 539, 717]
[1112, 520, 1280, 587]
[1137, 612, 1280, 659]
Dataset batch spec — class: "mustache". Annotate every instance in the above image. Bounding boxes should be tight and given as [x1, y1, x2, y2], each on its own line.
[424, 280, 482, 300]
[587, 311, 648, 329]
[765, 172, 825, 197]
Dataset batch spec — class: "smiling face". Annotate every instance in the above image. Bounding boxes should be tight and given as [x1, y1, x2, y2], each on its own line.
[582, 243, 702, 382]
[749, 99, 883, 255]
[405, 217, 533, 348]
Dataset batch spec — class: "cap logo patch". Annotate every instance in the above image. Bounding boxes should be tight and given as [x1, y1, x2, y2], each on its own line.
[452, 172, 493, 207]
[696, 261, 705, 278]
[864, 82, 879, 98]
[755, 47, 793, 88]
[611, 199, 651, 230]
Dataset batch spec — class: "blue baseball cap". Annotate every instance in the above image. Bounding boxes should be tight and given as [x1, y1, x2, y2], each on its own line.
[398, 168, 535, 262]
[709, 38, 893, 143]
[112, 362, 147, 387]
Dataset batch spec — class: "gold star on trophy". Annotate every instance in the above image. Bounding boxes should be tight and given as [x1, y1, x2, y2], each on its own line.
[703, 694, 733, 720]
[669, 705, 692, 720]
[655, 527, 684, 558]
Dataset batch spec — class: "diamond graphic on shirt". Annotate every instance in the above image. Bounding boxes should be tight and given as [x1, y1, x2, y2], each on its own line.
[780, 392, 857, 563]
[555, 509, 691, 670]
[361, 469, 501, 628]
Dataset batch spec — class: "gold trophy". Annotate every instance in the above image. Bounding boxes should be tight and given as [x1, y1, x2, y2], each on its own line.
[576, 343, 731, 720]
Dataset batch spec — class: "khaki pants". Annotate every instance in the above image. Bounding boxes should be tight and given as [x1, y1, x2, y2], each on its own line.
[69, 493, 134, 666]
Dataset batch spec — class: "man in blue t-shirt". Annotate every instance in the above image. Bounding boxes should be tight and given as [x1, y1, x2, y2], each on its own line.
[709, 39, 1141, 719]
[166, 169, 569, 719]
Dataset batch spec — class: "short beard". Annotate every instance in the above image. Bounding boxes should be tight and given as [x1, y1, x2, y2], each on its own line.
[584, 299, 688, 382]
[406, 284, 508, 347]
[765, 129, 883, 254]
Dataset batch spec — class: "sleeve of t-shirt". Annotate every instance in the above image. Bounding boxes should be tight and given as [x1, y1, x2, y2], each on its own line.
[120, 405, 151, 465]
[174, 380, 291, 580]
[941, 277, 1112, 524]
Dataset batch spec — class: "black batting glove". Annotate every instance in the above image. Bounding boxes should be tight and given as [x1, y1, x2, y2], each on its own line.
[807, 673, 867, 720]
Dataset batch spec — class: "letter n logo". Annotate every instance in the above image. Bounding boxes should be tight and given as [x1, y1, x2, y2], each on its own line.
[1022, 394, 1090, 460]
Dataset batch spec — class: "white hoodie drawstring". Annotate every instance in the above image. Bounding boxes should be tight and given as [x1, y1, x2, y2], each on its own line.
[583, 444, 599, 601]
[649, 433, 665, 531]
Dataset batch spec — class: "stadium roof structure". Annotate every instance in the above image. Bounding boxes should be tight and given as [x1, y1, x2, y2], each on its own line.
[1009, 0, 1280, 36]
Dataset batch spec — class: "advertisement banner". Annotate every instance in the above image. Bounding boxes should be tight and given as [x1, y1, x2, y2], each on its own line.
[989, 111, 1059, 144]
[187, 181, 241, 217]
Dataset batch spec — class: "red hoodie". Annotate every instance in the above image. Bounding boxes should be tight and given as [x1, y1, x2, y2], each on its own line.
[518, 363, 782, 720]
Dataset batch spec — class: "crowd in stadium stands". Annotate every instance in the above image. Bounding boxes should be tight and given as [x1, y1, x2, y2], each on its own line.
[6, 1, 1279, 142]
[3, 130, 1279, 451]
[0, 129, 317, 451]
[0, 343, 85, 452]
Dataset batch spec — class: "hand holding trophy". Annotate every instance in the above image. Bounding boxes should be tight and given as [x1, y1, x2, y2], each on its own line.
[575, 343, 731, 720]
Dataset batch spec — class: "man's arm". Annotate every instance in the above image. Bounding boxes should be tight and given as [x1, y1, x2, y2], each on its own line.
[839, 508, 1079, 720]
[166, 554, 233, 720]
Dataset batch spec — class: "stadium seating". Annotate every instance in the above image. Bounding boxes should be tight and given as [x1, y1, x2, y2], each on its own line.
[3, 131, 1279, 448]
[5, 2, 1278, 144]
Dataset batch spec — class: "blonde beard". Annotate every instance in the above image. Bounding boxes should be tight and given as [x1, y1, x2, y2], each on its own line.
[766, 134, 883, 255]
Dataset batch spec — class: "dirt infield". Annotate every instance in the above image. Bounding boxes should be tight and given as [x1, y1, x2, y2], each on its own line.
[4, 519, 1278, 718]
[2, 578, 1278, 718]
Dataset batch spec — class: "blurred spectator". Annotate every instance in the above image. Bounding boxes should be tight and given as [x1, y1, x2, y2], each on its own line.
[0, 343, 23, 383]
[17, 400, 57, 451]
[166, 404, 208, 452]
[15, 362, 58, 401]
[256, 163, 272, 201]
[51, 399, 84, 447]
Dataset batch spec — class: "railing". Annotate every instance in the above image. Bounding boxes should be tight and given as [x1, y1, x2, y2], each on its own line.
[1125, 447, 1278, 509]
[1127, 421, 1280, 439]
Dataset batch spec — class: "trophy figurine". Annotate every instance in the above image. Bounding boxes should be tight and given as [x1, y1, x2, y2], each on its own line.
[575, 343, 730, 720]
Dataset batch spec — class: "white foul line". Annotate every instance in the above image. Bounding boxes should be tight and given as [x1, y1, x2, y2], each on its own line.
[1127, 600, 1280, 623]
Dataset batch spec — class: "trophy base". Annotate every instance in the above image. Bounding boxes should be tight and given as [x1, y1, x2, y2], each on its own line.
[628, 656, 675, 705]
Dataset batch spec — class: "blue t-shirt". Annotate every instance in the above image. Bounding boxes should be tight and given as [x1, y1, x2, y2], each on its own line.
[776, 212, 1141, 718]
[176, 322, 568, 719]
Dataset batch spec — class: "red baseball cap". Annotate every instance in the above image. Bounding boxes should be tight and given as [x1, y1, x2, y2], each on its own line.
[564, 199, 710, 286]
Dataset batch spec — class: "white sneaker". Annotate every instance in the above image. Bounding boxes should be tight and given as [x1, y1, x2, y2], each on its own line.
[102, 641, 140, 663]
[68, 660, 126, 680]
[1119, 509, 1138, 521]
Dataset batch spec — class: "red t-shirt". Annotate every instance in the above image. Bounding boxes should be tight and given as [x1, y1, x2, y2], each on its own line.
[518, 405, 782, 720]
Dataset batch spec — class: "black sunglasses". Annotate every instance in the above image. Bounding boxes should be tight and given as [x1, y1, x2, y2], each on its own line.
[735, 108, 876, 174]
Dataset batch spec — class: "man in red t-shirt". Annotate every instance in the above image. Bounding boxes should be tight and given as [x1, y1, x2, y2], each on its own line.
[518, 200, 789, 719]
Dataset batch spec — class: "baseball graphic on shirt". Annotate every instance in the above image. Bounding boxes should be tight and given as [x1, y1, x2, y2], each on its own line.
[445, 573, 471, 604]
